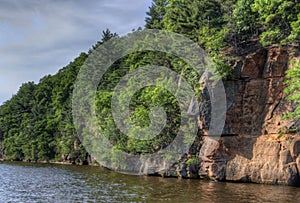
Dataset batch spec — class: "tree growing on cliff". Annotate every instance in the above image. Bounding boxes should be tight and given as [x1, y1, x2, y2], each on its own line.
[284, 60, 300, 123]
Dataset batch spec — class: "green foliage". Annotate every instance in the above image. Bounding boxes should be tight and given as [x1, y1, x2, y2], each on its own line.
[186, 156, 198, 165]
[145, 0, 169, 29]
[197, 25, 228, 53]
[233, 0, 259, 39]
[95, 50, 184, 155]
[284, 60, 300, 121]
[163, 0, 223, 43]
[252, 0, 300, 45]
[0, 51, 89, 162]
[288, 13, 300, 42]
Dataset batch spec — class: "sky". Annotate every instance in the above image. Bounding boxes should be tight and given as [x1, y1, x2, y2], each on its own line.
[0, 0, 152, 104]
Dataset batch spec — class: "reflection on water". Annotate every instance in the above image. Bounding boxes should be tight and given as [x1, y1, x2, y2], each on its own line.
[0, 161, 300, 202]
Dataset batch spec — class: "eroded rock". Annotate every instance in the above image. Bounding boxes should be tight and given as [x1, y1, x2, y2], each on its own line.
[195, 46, 300, 186]
[199, 135, 300, 186]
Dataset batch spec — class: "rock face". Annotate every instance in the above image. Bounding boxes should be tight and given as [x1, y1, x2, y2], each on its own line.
[196, 45, 300, 186]
[199, 135, 299, 185]
[224, 47, 292, 135]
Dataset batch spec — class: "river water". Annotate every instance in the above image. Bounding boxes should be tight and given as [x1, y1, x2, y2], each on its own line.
[0, 162, 300, 203]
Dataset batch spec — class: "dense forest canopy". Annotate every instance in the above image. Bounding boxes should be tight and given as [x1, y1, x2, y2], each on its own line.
[0, 0, 299, 162]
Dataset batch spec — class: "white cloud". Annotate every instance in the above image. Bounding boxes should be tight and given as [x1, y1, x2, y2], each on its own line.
[0, 0, 152, 103]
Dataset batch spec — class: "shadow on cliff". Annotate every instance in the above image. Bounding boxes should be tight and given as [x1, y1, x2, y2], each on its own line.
[219, 45, 298, 160]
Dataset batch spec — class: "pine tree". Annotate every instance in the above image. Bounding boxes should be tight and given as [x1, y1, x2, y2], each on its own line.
[145, 0, 169, 29]
[163, 0, 223, 42]
[91, 28, 118, 51]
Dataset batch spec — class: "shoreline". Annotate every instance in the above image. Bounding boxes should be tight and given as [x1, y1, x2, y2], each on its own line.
[1, 158, 300, 187]
[0, 159, 100, 167]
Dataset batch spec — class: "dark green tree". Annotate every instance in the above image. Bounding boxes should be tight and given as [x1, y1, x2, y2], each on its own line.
[233, 0, 259, 39]
[163, 0, 223, 42]
[145, 0, 169, 29]
[91, 28, 118, 51]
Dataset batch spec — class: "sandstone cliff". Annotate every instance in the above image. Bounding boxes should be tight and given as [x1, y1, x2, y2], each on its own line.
[196, 45, 300, 186]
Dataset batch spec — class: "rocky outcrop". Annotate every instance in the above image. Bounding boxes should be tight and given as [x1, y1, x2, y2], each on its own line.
[222, 47, 293, 135]
[199, 135, 300, 185]
[196, 45, 300, 186]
